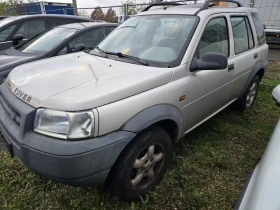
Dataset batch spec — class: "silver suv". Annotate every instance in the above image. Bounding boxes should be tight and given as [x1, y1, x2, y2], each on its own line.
[0, 0, 268, 200]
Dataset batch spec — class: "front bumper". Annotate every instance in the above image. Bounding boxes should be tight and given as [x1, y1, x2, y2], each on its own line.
[0, 84, 136, 186]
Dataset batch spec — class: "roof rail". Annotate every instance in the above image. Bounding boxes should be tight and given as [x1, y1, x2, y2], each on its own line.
[201, 0, 243, 10]
[142, 2, 183, 12]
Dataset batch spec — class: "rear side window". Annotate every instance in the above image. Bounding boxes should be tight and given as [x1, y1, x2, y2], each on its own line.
[69, 27, 106, 52]
[231, 16, 254, 55]
[50, 18, 76, 28]
[108, 27, 116, 33]
[251, 12, 265, 46]
[198, 17, 229, 58]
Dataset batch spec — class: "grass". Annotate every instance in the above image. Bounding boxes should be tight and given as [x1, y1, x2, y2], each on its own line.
[1, 61, 280, 210]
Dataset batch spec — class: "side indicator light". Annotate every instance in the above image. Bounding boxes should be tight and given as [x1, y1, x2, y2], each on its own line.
[179, 95, 186, 102]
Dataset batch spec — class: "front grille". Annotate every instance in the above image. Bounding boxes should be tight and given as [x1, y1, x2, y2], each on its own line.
[265, 32, 280, 38]
[0, 95, 21, 125]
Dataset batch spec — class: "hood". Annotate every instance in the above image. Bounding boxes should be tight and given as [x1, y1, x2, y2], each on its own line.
[7, 52, 173, 111]
[237, 120, 280, 210]
[0, 48, 42, 72]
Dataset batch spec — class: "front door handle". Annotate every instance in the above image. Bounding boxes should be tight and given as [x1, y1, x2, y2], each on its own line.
[228, 64, 234, 71]
[254, 53, 258, 59]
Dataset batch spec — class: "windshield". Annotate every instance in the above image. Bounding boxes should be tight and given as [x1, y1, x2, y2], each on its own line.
[96, 15, 198, 67]
[18, 27, 77, 54]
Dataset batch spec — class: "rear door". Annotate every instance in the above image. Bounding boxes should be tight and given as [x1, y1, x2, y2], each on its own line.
[229, 14, 260, 99]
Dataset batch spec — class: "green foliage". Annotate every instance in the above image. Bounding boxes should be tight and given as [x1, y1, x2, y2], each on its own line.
[0, 0, 6, 15]
[91, 7, 104, 21]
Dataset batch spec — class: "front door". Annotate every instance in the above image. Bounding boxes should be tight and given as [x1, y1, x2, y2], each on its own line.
[185, 15, 234, 132]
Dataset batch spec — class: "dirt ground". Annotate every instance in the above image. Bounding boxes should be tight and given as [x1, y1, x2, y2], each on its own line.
[269, 49, 280, 61]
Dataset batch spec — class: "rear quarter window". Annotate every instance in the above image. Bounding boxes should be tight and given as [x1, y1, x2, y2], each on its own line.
[251, 12, 265, 46]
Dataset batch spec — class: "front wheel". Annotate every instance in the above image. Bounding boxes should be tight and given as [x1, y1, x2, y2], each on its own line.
[107, 126, 172, 201]
[234, 75, 260, 111]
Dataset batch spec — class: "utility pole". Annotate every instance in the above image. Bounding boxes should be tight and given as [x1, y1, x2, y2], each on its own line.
[72, 0, 78, 16]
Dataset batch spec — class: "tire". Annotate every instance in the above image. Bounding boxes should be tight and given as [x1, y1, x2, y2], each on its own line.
[106, 126, 172, 201]
[234, 75, 260, 111]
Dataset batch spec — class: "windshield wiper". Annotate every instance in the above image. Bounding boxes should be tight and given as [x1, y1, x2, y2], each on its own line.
[105, 51, 149, 66]
[91, 46, 108, 58]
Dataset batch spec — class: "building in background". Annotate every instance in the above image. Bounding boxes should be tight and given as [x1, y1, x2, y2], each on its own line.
[238, 0, 280, 46]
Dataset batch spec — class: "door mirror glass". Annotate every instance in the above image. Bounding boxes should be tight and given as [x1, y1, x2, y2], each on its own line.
[191, 52, 228, 71]
[273, 85, 280, 107]
[74, 44, 85, 52]
[12, 34, 23, 46]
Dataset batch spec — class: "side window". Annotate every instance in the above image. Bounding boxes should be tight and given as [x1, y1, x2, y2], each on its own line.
[69, 27, 106, 52]
[108, 27, 116, 33]
[50, 18, 76, 28]
[251, 12, 265, 46]
[0, 25, 16, 42]
[245, 18, 254, 49]
[231, 16, 254, 55]
[198, 17, 229, 58]
[15, 19, 46, 39]
[57, 46, 68, 56]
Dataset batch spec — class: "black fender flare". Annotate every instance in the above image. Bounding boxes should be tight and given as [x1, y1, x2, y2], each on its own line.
[121, 104, 184, 143]
[238, 60, 268, 99]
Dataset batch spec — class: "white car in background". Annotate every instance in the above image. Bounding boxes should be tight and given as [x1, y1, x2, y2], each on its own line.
[235, 85, 280, 210]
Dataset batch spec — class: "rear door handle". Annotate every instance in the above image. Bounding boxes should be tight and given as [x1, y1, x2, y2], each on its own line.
[228, 64, 234, 71]
[254, 53, 258, 59]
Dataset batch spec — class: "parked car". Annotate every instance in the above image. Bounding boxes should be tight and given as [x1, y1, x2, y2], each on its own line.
[0, 16, 6, 21]
[0, 0, 268, 200]
[0, 14, 92, 51]
[0, 22, 117, 84]
[235, 85, 280, 210]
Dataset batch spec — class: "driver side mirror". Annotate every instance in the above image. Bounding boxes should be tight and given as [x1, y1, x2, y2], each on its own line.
[273, 85, 280, 107]
[12, 34, 24, 46]
[74, 44, 85, 52]
[190, 53, 228, 72]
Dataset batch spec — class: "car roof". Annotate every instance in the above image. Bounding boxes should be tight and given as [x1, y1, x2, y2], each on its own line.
[3, 14, 91, 21]
[138, 3, 258, 16]
[56, 22, 118, 30]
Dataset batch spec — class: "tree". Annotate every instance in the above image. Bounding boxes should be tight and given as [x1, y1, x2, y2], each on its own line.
[0, 0, 6, 15]
[78, 9, 89, 18]
[121, 0, 145, 16]
[104, 8, 117, 23]
[121, 0, 164, 16]
[5, 0, 36, 15]
[91, 7, 104, 21]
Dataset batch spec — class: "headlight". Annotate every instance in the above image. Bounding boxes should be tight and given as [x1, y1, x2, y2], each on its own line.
[34, 109, 97, 140]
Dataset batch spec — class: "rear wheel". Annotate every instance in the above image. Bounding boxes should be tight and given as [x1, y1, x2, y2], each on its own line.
[107, 126, 172, 201]
[234, 75, 260, 111]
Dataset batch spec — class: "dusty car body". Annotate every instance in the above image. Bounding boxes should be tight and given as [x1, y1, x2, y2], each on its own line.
[0, 0, 269, 200]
